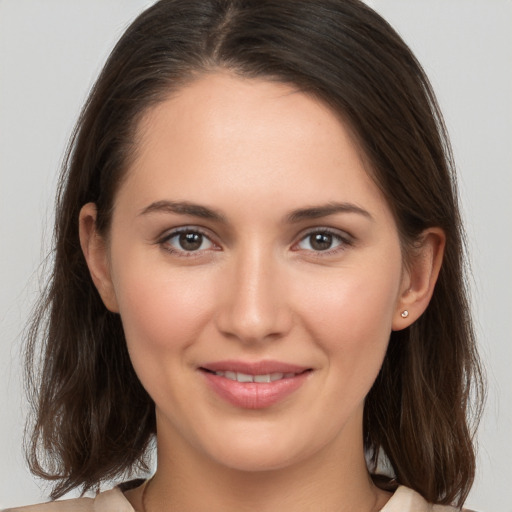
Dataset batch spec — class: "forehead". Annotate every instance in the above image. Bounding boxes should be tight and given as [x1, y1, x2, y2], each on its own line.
[134, 72, 355, 162]
[118, 72, 391, 223]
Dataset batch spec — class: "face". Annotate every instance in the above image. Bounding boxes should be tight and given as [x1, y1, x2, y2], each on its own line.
[87, 73, 411, 472]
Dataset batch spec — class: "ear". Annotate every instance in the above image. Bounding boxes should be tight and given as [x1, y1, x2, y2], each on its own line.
[79, 202, 119, 313]
[392, 227, 446, 330]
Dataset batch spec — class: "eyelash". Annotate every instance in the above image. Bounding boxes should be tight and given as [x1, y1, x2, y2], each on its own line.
[158, 227, 219, 258]
[292, 228, 354, 256]
[157, 226, 353, 258]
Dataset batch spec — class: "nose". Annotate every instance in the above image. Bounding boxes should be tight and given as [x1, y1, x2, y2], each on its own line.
[215, 245, 293, 344]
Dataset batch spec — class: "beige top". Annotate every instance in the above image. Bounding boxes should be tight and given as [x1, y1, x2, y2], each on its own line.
[3, 485, 465, 512]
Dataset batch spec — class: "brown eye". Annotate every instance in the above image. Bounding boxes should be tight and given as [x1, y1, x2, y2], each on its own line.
[163, 229, 215, 253]
[309, 233, 333, 251]
[179, 232, 204, 251]
[296, 230, 349, 253]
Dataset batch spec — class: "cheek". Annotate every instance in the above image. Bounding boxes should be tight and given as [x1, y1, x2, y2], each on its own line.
[111, 261, 221, 411]
[112, 259, 215, 355]
[303, 267, 400, 337]
[298, 259, 402, 386]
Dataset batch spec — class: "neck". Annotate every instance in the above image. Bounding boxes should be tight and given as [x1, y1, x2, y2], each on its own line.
[141, 414, 391, 512]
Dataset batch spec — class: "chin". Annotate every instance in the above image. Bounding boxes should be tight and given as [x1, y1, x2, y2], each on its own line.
[197, 423, 322, 473]
[210, 446, 302, 473]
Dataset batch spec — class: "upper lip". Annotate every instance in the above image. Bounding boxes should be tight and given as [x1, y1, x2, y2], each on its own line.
[200, 360, 310, 375]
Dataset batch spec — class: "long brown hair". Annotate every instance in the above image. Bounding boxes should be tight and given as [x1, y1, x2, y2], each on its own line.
[25, 0, 484, 505]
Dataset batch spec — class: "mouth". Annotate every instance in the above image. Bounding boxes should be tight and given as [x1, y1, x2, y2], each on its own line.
[199, 361, 313, 409]
[200, 368, 310, 383]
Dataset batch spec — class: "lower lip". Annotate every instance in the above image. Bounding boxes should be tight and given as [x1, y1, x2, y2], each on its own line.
[201, 371, 310, 409]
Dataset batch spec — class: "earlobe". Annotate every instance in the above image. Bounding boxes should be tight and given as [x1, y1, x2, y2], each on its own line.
[79, 203, 119, 313]
[392, 227, 446, 331]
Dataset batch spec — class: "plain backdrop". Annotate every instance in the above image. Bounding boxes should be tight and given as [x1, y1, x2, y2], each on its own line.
[1, 1, 511, 510]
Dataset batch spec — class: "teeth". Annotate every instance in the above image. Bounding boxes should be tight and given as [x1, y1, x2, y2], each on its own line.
[213, 371, 291, 382]
[254, 374, 271, 383]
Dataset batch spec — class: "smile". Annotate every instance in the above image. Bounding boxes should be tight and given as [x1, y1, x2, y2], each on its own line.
[199, 361, 312, 409]
[210, 371, 299, 383]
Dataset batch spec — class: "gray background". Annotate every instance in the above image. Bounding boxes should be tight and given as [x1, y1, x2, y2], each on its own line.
[1, 1, 510, 509]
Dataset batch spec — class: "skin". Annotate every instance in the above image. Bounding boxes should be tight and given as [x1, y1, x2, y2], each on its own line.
[80, 72, 445, 512]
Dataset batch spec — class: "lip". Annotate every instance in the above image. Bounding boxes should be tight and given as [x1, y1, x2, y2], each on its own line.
[201, 359, 309, 375]
[199, 360, 312, 410]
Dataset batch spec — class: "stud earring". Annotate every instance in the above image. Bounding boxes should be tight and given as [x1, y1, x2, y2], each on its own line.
[401, 310, 409, 318]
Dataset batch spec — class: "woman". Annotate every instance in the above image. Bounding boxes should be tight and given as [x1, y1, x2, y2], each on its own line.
[8, 0, 483, 510]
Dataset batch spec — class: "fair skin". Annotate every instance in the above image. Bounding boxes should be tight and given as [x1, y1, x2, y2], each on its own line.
[80, 72, 445, 512]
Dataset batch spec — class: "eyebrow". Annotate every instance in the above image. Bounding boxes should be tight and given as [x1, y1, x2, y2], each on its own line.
[138, 200, 226, 222]
[138, 200, 372, 224]
[286, 202, 373, 223]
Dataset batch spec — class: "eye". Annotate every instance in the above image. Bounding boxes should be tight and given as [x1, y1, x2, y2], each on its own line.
[295, 229, 350, 253]
[161, 228, 216, 254]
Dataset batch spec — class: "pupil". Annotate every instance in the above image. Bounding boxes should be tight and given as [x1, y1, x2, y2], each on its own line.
[311, 233, 332, 251]
[179, 232, 202, 251]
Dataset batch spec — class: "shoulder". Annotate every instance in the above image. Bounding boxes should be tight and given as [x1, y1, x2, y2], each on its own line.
[2, 498, 93, 512]
[382, 486, 477, 512]
[2, 487, 134, 512]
